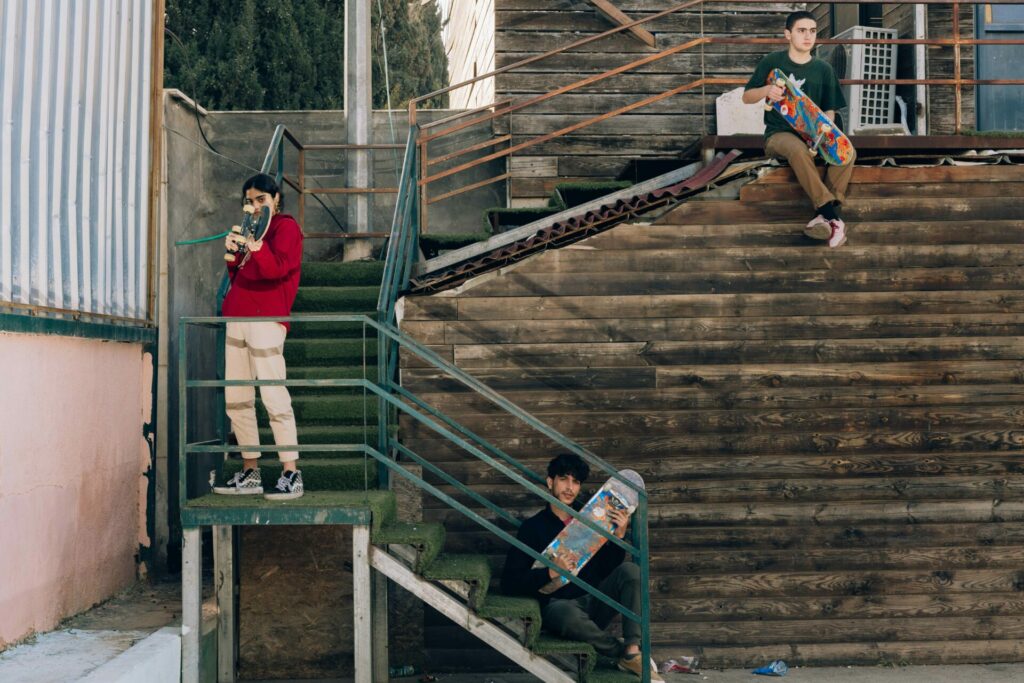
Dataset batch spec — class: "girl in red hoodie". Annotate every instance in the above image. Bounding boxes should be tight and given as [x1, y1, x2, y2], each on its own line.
[214, 173, 304, 500]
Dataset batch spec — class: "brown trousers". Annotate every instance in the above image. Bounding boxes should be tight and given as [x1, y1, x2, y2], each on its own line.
[765, 132, 856, 211]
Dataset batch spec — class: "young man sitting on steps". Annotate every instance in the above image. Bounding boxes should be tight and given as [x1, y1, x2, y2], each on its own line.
[741, 10, 856, 248]
[501, 453, 663, 681]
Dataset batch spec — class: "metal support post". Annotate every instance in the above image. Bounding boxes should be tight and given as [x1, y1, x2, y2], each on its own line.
[345, 0, 372, 260]
[353, 525, 373, 683]
[372, 570, 390, 682]
[182, 527, 202, 683]
[214, 525, 237, 682]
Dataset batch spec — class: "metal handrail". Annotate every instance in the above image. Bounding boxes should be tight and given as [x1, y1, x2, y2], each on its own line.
[413, 1, 1024, 211]
[178, 313, 652, 657]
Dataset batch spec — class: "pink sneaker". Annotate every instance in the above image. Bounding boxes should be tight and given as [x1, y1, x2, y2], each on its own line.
[804, 214, 832, 240]
[828, 219, 847, 248]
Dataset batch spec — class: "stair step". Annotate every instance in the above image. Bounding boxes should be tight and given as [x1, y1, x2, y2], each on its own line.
[257, 394, 378, 426]
[740, 181, 1024, 203]
[374, 521, 446, 573]
[660, 196, 1024, 224]
[289, 313, 379, 340]
[478, 594, 542, 647]
[581, 220, 1024, 249]
[300, 260, 384, 287]
[184, 489, 396, 532]
[587, 667, 646, 683]
[292, 286, 380, 312]
[421, 554, 492, 611]
[222, 457, 378, 492]
[532, 635, 597, 678]
[257, 425, 380, 453]
[285, 338, 378, 366]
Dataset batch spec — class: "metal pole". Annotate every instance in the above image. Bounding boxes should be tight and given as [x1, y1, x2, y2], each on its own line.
[952, 0, 962, 132]
[346, 0, 372, 260]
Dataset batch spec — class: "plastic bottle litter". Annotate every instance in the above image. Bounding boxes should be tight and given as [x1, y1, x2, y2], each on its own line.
[660, 656, 701, 674]
[388, 664, 418, 677]
[752, 660, 788, 676]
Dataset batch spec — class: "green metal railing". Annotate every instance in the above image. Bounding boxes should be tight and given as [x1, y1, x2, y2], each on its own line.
[373, 118, 652, 674]
[179, 313, 652, 682]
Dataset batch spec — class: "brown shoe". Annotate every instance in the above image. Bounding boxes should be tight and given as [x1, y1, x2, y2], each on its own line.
[617, 653, 665, 682]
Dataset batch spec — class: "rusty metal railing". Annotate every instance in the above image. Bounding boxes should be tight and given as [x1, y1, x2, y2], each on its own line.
[407, 1, 1024, 228]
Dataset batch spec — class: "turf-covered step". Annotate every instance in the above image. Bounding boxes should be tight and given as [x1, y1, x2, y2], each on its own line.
[184, 489, 397, 533]
[284, 366, 380, 395]
[373, 521, 446, 573]
[292, 286, 380, 313]
[284, 338, 378, 366]
[553, 180, 633, 210]
[421, 553, 492, 611]
[222, 457, 378, 492]
[533, 635, 597, 679]
[300, 261, 384, 287]
[257, 425, 381, 454]
[256, 394, 378, 426]
[289, 313, 379, 340]
[478, 594, 542, 647]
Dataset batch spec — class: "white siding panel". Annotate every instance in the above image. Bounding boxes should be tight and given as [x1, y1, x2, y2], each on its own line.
[0, 0, 154, 322]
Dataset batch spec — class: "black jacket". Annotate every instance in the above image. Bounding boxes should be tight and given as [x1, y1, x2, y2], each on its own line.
[501, 505, 626, 605]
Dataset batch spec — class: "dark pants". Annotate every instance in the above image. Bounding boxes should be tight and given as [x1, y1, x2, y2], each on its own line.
[540, 562, 642, 657]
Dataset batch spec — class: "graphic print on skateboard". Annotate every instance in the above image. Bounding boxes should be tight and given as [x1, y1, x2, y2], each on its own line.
[765, 67, 854, 166]
[534, 469, 645, 594]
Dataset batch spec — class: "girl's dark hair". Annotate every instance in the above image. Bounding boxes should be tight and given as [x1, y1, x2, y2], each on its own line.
[785, 10, 817, 31]
[241, 173, 284, 210]
[547, 453, 590, 483]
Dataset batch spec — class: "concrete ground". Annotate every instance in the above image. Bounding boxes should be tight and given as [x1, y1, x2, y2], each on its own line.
[254, 662, 1024, 683]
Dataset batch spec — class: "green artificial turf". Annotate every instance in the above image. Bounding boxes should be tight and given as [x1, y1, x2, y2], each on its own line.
[533, 635, 597, 677]
[185, 489, 397, 533]
[419, 232, 491, 259]
[292, 286, 381, 313]
[374, 521, 446, 572]
[222, 457, 378, 492]
[553, 180, 633, 210]
[284, 338, 378, 366]
[256, 394, 378, 426]
[421, 553, 493, 610]
[300, 261, 385, 287]
[479, 594, 542, 647]
[483, 207, 561, 234]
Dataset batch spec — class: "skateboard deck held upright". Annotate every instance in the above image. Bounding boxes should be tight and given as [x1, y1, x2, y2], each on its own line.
[765, 67, 854, 166]
[534, 469, 645, 595]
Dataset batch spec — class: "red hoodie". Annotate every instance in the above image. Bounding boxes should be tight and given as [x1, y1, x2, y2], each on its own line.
[223, 213, 303, 330]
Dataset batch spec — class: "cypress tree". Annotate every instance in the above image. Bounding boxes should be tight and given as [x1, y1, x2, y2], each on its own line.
[164, 0, 448, 111]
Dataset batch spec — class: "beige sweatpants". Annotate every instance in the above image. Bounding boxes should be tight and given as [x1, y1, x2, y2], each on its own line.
[765, 131, 857, 211]
[225, 321, 298, 462]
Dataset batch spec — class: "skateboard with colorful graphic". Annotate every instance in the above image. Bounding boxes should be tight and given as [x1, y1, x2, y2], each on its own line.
[764, 67, 854, 166]
[534, 469, 645, 594]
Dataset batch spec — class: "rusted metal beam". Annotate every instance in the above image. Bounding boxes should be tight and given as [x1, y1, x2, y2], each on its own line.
[586, 0, 656, 48]
[305, 188, 399, 195]
[426, 135, 513, 168]
[427, 172, 512, 205]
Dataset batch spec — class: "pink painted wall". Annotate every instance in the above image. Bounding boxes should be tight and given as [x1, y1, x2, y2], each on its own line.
[0, 332, 152, 649]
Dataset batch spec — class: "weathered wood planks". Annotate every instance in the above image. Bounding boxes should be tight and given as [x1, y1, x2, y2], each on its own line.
[399, 164, 1024, 667]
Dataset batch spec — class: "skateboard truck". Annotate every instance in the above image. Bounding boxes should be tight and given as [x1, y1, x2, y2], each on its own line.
[808, 123, 832, 156]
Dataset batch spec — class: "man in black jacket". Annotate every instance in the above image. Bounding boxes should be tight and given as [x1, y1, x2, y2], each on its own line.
[501, 453, 662, 681]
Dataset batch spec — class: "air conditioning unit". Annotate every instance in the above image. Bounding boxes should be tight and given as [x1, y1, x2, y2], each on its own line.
[817, 25, 898, 133]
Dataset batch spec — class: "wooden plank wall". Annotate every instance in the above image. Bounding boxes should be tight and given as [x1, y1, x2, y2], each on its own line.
[493, 0, 802, 203]
[441, 0, 496, 109]
[398, 165, 1024, 666]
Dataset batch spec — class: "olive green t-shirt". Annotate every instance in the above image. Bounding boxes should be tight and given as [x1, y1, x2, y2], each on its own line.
[743, 51, 846, 141]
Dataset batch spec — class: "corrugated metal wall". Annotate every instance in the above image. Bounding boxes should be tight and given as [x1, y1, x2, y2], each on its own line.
[0, 0, 154, 322]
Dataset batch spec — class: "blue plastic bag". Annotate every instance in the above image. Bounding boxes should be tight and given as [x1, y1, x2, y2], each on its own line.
[752, 660, 788, 676]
